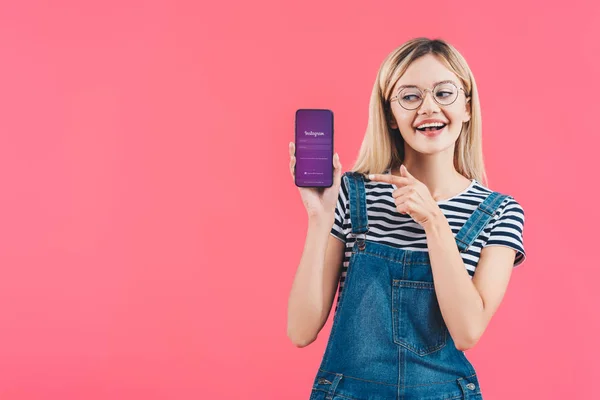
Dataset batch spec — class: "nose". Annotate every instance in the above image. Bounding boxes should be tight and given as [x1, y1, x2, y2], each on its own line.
[418, 90, 440, 114]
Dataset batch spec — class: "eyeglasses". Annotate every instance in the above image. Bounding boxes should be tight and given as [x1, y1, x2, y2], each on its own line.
[390, 81, 469, 110]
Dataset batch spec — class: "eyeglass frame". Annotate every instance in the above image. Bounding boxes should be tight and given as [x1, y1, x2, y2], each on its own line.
[389, 81, 470, 110]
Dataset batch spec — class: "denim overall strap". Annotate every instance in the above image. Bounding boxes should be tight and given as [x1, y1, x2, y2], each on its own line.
[454, 191, 508, 253]
[321, 373, 343, 400]
[344, 172, 369, 250]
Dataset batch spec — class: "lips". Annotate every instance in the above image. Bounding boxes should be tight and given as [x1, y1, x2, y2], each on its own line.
[414, 119, 448, 129]
[417, 125, 446, 137]
[416, 123, 447, 132]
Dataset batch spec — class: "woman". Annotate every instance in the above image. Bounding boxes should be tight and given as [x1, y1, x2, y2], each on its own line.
[287, 37, 526, 400]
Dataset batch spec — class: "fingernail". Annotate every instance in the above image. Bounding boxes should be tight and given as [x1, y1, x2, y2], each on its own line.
[368, 174, 374, 179]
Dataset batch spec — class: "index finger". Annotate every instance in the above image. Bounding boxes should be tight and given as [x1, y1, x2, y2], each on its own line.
[368, 173, 410, 187]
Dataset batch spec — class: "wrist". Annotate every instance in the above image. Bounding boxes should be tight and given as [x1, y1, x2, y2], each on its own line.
[423, 207, 446, 234]
[308, 212, 335, 227]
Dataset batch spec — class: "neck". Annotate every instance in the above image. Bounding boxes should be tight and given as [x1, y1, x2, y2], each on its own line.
[393, 145, 469, 202]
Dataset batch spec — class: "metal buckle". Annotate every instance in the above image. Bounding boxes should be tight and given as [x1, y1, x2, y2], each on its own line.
[355, 228, 368, 250]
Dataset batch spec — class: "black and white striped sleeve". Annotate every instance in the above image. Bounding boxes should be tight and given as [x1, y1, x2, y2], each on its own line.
[330, 177, 349, 243]
[484, 196, 526, 267]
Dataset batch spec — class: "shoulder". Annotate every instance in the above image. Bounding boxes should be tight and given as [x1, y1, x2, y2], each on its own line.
[496, 195, 525, 228]
[476, 184, 527, 266]
[471, 180, 525, 220]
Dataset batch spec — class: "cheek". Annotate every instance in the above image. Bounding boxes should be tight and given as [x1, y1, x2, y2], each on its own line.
[396, 115, 416, 138]
[446, 107, 466, 123]
[397, 113, 413, 125]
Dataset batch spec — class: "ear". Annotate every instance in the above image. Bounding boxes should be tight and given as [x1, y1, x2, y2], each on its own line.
[463, 97, 471, 124]
[387, 109, 398, 130]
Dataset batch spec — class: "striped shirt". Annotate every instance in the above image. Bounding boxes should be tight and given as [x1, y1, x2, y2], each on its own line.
[330, 171, 526, 311]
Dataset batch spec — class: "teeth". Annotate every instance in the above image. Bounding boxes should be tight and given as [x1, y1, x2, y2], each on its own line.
[417, 122, 445, 129]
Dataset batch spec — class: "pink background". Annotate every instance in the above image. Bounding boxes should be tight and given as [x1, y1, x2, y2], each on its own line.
[0, 1, 598, 399]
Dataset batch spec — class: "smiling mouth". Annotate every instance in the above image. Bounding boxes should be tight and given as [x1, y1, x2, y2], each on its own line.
[415, 124, 447, 136]
[415, 123, 447, 132]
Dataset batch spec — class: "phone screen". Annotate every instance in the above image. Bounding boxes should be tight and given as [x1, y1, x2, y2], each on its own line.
[294, 109, 334, 188]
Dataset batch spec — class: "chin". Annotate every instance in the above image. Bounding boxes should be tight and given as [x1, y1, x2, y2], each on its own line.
[412, 144, 453, 155]
[405, 132, 458, 154]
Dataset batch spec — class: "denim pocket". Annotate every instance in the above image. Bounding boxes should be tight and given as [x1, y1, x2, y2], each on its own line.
[392, 279, 447, 355]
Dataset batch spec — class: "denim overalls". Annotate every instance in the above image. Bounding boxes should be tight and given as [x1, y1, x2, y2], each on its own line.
[309, 172, 508, 400]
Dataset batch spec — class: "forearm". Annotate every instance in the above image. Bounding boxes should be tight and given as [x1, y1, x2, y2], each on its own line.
[287, 213, 335, 347]
[423, 212, 484, 350]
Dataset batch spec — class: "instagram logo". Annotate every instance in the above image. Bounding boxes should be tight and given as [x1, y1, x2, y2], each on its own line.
[304, 130, 325, 137]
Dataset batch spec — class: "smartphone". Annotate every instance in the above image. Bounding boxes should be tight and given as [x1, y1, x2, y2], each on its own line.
[294, 109, 334, 188]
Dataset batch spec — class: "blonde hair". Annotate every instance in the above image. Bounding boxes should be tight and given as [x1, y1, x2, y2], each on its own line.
[351, 37, 488, 186]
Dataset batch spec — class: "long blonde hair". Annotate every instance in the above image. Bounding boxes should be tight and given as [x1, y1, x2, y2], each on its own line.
[351, 37, 488, 186]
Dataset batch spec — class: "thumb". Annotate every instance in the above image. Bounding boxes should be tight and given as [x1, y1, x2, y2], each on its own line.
[333, 153, 343, 186]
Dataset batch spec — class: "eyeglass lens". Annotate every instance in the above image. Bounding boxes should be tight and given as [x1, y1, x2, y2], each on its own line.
[398, 83, 459, 109]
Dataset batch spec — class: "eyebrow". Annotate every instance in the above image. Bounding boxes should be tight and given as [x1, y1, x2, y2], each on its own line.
[396, 79, 458, 90]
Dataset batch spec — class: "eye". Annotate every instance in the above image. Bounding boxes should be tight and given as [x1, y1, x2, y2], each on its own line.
[402, 94, 420, 101]
[436, 91, 453, 98]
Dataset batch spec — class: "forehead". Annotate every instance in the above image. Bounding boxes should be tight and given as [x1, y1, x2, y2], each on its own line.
[393, 54, 459, 92]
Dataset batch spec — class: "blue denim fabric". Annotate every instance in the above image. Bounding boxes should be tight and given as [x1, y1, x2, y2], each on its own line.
[309, 171, 508, 400]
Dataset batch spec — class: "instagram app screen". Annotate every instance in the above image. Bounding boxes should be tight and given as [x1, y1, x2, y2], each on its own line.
[295, 109, 333, 187]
